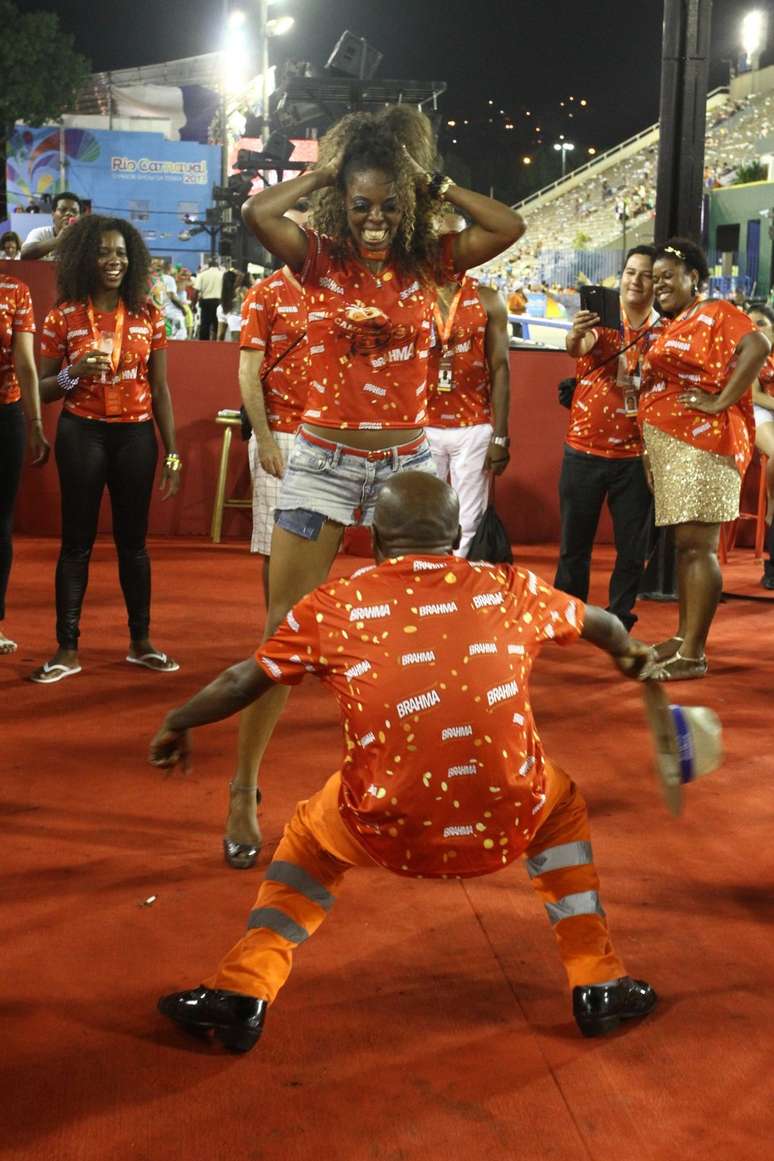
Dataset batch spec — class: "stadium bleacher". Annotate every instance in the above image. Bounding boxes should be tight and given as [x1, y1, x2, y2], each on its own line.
[480, 85, 774, 301]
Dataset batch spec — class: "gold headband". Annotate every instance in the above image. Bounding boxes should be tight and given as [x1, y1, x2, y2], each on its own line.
[663, 245, 686, 260]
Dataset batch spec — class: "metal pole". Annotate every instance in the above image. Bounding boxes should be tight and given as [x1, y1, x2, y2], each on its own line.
[260, 0, 269, 141]
[641, 0, 713, 602]
[654, 0, 713, 242]
[220, 0, 229, 186]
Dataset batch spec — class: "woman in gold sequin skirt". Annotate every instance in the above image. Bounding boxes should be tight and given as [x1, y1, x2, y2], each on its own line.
[638, 239, 770, 680]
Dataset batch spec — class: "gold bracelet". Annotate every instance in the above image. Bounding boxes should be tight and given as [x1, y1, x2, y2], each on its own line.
[165, 453, 182, 470]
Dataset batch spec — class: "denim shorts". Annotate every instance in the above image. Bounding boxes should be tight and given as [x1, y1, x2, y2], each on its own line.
[274, 429, 437, 538]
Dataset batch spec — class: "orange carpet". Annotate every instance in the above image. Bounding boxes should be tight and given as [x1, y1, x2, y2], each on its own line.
[2, 536, 772, 1161]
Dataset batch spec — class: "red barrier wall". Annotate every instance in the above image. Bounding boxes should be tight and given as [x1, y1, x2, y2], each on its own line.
[6, 258, 599, 544]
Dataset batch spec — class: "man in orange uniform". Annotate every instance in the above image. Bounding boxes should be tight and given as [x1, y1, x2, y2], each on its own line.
[426, 216, 511, 556]
[151, 472, 657, 1053]
[555, 246, 661, 629]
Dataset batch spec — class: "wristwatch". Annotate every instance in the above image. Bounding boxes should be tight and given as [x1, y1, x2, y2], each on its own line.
[491, 435, 510, 447]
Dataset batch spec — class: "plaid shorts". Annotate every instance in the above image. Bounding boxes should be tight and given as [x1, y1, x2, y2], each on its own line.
[248, 429, 297, 554]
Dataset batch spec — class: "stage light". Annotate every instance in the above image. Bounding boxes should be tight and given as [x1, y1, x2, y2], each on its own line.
[588, 146, 597, 155]
[580, 99, 588, 106]
[267, 15, 295, 36]
[447, 119, 457, 126]
[742, 10, 765, 57]
[522, 156, 532, 165]
[222, 9, 250, 94]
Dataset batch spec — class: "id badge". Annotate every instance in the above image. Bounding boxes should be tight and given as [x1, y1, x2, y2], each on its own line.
[103, 380, 123, 417]
[438, 350, 454, 393]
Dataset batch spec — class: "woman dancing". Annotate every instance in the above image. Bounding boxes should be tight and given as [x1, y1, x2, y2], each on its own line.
[30, 216, 181, 683]
[215, 105, 525, 865]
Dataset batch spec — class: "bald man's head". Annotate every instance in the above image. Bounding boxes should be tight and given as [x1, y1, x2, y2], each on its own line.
[372, 472, 461, 560]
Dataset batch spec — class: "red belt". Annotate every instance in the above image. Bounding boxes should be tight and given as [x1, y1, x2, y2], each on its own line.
[300, 429, 426, 461]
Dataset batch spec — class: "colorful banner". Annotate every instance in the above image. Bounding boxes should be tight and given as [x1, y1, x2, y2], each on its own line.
[6, 125, 221, 265]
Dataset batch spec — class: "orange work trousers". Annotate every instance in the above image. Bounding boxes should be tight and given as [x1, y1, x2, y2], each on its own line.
[205, 760, 625, 1002]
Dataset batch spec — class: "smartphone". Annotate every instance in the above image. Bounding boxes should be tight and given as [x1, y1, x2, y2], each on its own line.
[579, 285, 621, 330]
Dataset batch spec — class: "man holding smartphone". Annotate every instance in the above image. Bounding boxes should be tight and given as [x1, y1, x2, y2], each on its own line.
[20, 192, 82, 261]
[554, 246, 659, 630]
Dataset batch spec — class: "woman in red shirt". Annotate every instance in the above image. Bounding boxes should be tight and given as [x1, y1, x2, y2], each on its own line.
[215, 105, 524, 865]
[0, 275, 49, 654]
[30, 216, 181, 683]
[640, 239, 769, 680]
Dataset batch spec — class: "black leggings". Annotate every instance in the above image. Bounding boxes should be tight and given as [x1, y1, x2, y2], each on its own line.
[0, 401, 26, 622]
[54, 411, 158, 649]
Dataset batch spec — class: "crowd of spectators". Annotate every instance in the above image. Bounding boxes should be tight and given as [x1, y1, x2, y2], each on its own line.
[478, 88, 774, 300]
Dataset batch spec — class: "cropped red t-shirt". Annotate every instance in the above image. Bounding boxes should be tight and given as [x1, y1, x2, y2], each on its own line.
[297, 230, 455, 431]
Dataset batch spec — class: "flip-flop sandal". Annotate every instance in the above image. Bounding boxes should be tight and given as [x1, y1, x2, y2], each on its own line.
[126, 651, 180, 672]
[652, 651, 708, 681]
[0, 638, 18, 655]
[29, 662, 82, 684]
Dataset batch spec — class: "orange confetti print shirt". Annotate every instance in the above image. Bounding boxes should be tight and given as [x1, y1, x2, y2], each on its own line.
[426, 277, 492, 428]
[41, 301, 166, 423]
[256, 555, 585, 878]
[240, 268, 308, 433]
[297, 231, 455, 430]
[566, 310, 662, 458]
[640, 299, 756, 474]
[0, 276, 35, 405]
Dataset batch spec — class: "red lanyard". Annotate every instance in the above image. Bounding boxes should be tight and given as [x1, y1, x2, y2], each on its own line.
[433, 286, 464, 351]
[85, 299, 127, 416]
[85, 298, 126, 376]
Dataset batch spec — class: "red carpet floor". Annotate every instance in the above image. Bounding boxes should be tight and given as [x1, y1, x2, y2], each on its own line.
[2, 536, 773, 1161]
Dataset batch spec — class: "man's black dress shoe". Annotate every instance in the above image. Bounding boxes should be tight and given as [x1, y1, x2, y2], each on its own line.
[761, 574, 774, 591]
[573, 976, 657, 1037]
[158, 986, 267, 1053]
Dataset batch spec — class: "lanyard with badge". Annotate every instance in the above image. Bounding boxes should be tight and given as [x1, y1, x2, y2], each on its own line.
[432, 286, 464, 392]
[615, 317, 657, 416]
[85, 299, 126, 417]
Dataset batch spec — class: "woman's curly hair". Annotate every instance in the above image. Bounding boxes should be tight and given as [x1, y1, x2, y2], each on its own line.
[56, 215, 152, 313]
[310, 105, 443, 280]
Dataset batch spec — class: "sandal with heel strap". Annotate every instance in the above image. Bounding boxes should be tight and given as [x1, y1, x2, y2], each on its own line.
[650, 650, 708, 681]
[223, 782, 262, 870]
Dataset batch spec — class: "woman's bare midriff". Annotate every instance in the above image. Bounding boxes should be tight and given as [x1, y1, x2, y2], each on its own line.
[303, 423, 424, 450]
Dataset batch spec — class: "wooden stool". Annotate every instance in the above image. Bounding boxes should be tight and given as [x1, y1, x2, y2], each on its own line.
[718, 453, 768, 564]
[210, 412, 252, 543]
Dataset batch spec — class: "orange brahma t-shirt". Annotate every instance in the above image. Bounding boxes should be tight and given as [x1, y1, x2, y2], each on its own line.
[297, 230, 455, 431]
[640, 299, 756, 474]
[566, 310, 662, 458]
[426, 276, 492, 428]
[0, 276, 36, 405]
[759, 352, 774, 398]
[240, 268, 308, 433]
[41, 300, 166, 423]
[255, 555, 585, 878]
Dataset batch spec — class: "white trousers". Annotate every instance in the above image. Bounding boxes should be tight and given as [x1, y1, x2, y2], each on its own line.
[426, 423, 493, 557]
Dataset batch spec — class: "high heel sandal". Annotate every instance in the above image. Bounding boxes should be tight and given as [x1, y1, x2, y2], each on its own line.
[223, 783, 262, 870]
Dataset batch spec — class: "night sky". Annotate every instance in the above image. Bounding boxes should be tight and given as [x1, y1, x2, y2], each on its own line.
[15, 0, 770, 200]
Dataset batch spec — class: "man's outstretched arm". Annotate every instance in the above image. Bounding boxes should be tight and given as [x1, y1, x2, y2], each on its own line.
[149, 658, 276, 771]
[580, 605, 657, 680]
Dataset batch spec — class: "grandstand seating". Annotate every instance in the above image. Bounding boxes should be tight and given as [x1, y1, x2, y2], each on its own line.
[481, 86, 774, 294]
